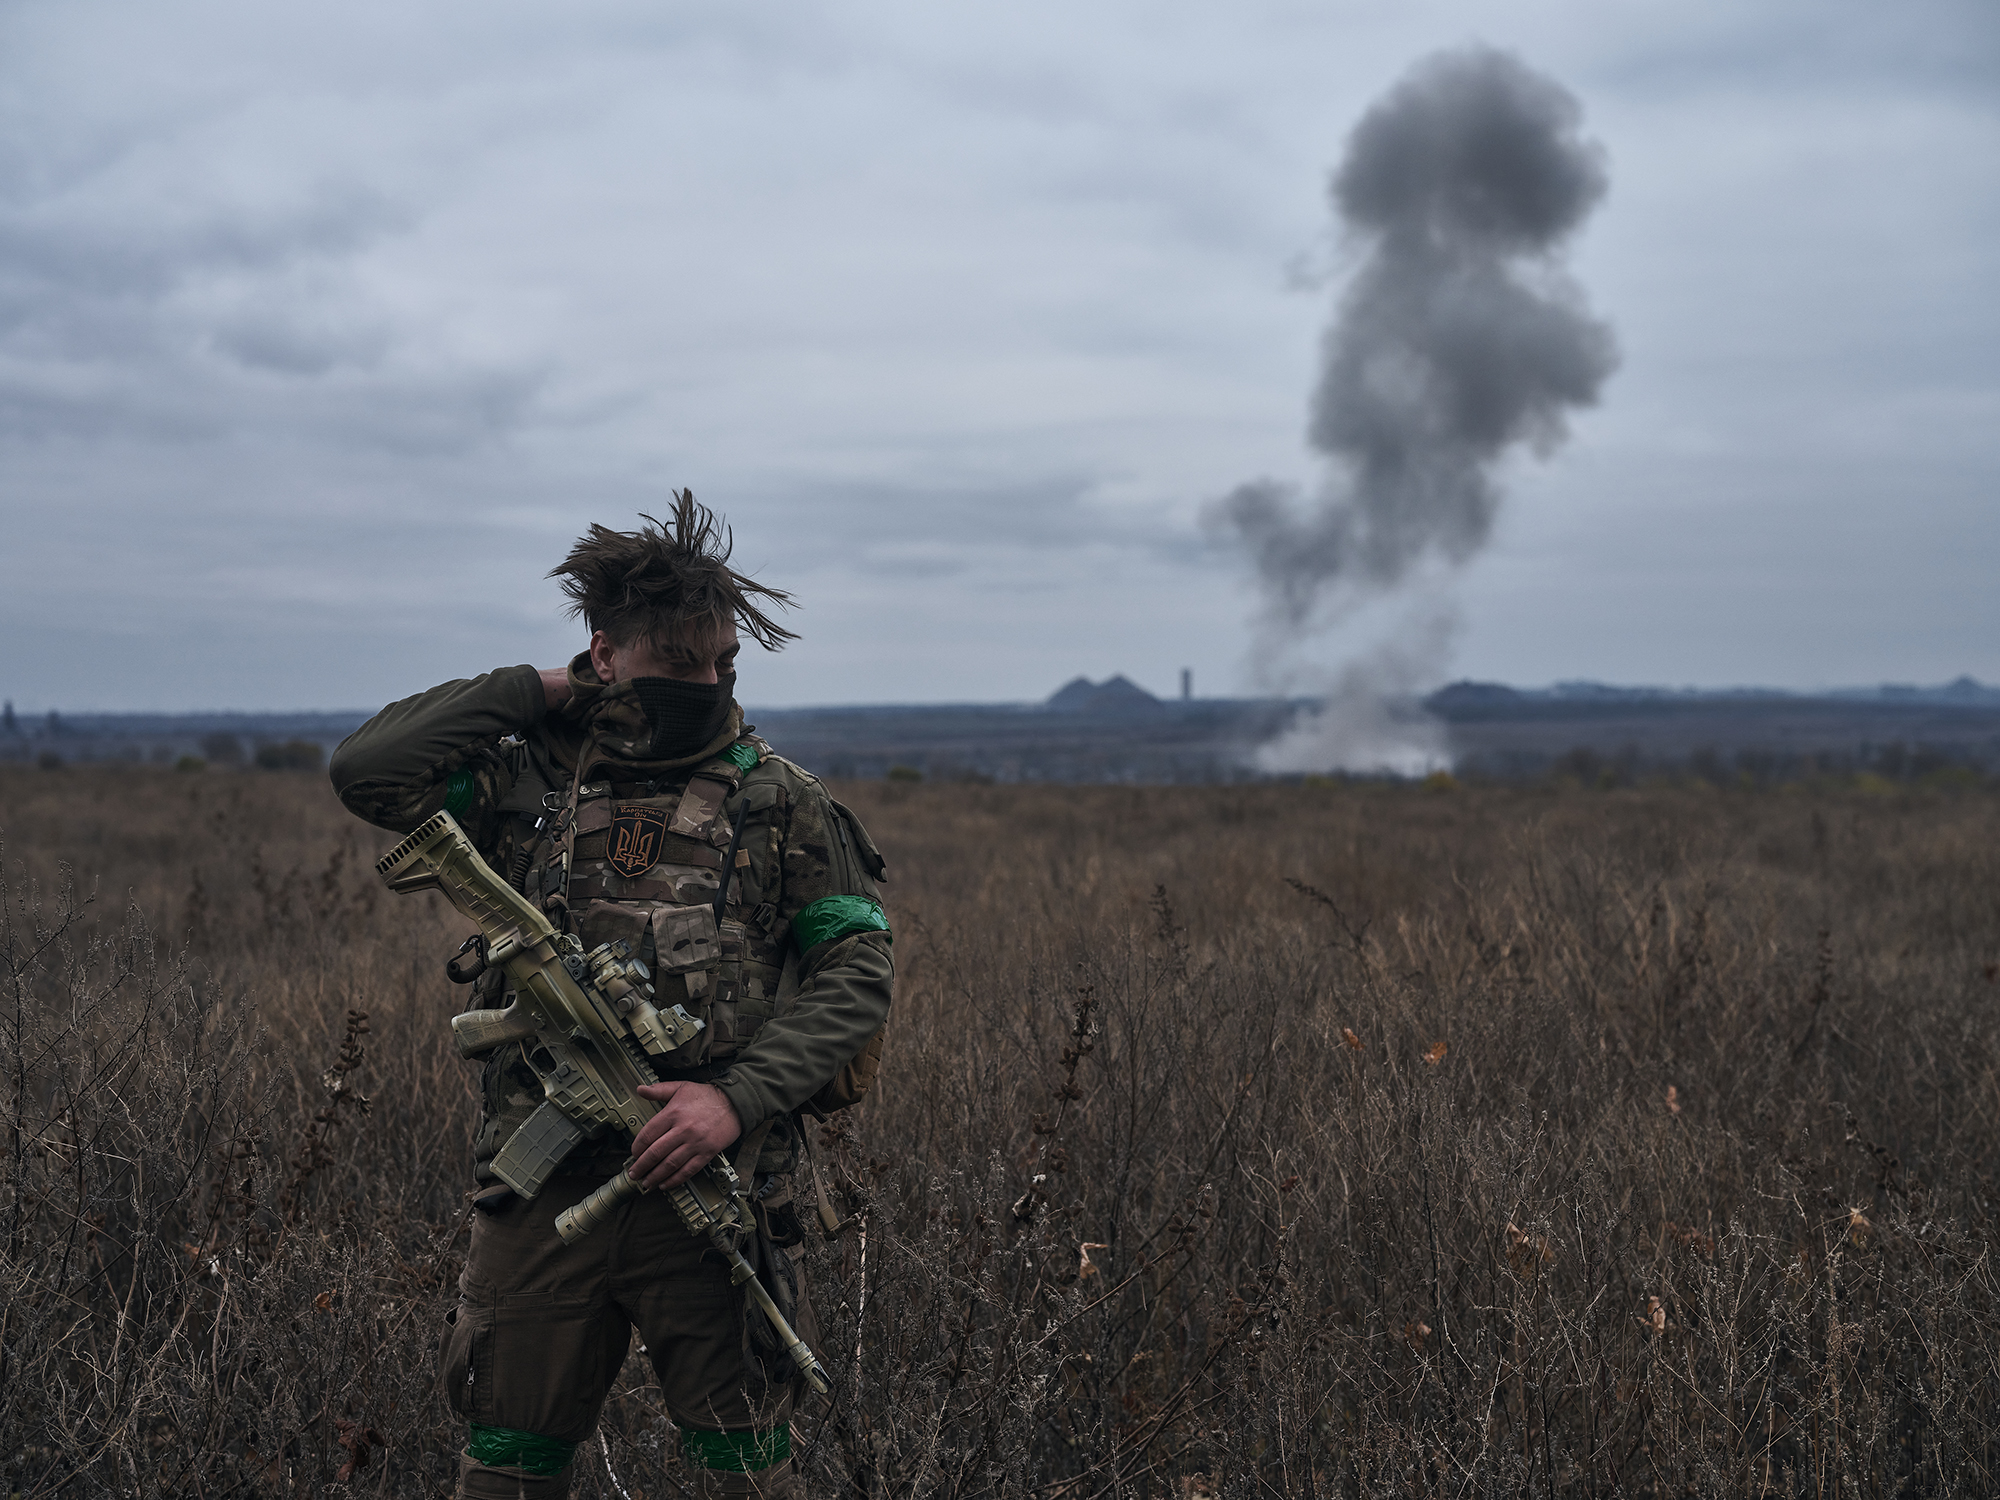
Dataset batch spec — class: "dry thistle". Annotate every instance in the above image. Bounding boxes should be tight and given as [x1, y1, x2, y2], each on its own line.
[1662, 1220, 1715, 1258]
[1504, 1221, 1555, 1278]
[332, 1419, 386, 1483]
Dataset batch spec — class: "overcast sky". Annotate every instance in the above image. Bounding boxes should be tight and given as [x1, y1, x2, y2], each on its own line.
[3, 0, 1995, 712]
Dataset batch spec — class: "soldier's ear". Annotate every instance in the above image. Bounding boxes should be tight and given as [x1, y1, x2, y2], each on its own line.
[588, 629, 620, 683]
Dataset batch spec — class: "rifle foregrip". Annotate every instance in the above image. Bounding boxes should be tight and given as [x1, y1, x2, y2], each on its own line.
[556, 1168, 644, 1244]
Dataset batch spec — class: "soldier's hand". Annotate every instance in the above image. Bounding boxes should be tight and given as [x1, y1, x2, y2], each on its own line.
[630, 1081, 742, 1190]
[539, 667, 573, 709]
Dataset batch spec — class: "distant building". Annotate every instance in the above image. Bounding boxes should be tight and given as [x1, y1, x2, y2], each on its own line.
[1045, 675, 1165, 717]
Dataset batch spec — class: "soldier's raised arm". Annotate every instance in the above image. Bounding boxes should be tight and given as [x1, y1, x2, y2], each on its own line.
[329, 663, 551, 838]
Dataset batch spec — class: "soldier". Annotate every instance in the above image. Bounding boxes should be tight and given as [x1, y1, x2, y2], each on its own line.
[330, 496, 892, 1499]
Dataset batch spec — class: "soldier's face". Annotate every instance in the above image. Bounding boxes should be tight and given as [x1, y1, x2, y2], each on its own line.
[591, 622, 741, 686]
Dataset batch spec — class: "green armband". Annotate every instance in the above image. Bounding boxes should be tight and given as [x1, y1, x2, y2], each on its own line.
[791, 894, 890, 952]
[444, 768, 476, 816]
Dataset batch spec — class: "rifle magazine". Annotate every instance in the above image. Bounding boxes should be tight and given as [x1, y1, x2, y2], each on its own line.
[491, 1101, 589, 1200]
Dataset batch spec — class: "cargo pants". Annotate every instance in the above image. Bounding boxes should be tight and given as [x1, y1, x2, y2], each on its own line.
[443, 1174, 813, 1499]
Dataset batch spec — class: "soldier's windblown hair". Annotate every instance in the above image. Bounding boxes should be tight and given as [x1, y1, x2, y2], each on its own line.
[550, 492, 798, 653]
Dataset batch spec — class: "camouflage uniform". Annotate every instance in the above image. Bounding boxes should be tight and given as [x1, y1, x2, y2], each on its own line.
[331, 656, 892, 1499]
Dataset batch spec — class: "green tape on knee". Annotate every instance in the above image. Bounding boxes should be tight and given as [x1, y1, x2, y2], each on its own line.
[680, 1422, 791, 1473]
[465, 1424, 576, 1476]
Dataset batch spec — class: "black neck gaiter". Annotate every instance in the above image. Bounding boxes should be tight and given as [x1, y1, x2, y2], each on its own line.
[631, 673, 736, 761]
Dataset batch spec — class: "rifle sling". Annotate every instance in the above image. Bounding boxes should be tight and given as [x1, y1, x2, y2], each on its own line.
[732, 1117, 777, 1185]
[799, 1126, 846, 1240]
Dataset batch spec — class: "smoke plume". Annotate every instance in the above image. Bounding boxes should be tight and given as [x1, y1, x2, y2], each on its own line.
[1213, 46, 1616, 769]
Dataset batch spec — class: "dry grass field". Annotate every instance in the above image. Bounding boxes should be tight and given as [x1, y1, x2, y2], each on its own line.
[5, 766, 2000, 1497]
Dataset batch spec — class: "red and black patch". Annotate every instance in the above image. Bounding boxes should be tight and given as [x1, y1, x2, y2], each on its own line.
[608, 806, 670, 878]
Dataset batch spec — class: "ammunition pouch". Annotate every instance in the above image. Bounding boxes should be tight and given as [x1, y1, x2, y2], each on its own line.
[526, 772, 776, 1082]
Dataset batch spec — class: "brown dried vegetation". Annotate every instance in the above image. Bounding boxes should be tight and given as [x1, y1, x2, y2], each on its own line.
[4, 769, 2000, 1496]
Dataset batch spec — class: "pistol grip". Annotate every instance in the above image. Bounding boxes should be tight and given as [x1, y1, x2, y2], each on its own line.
[452, 1001, 541, 1058]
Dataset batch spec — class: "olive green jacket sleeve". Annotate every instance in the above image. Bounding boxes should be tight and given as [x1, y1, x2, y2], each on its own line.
[712, 782, 893, 1133]
[328, 665, 545, 836]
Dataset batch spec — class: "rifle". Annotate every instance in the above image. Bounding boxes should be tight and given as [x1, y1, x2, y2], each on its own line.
[374, 809, 828, 1394]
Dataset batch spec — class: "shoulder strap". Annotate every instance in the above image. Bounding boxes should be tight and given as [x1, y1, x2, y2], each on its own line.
[669, 773, 736, 839]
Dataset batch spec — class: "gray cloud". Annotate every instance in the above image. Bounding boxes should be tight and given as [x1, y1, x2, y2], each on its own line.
[0, 1, 1992, 717]
[0, 115, 540, 456]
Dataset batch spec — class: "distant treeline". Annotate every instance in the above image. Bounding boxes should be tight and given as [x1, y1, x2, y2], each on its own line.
[6, 732, 328, 774]
[0, 705, 364, 773]
[6, 690, 2000, 787]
